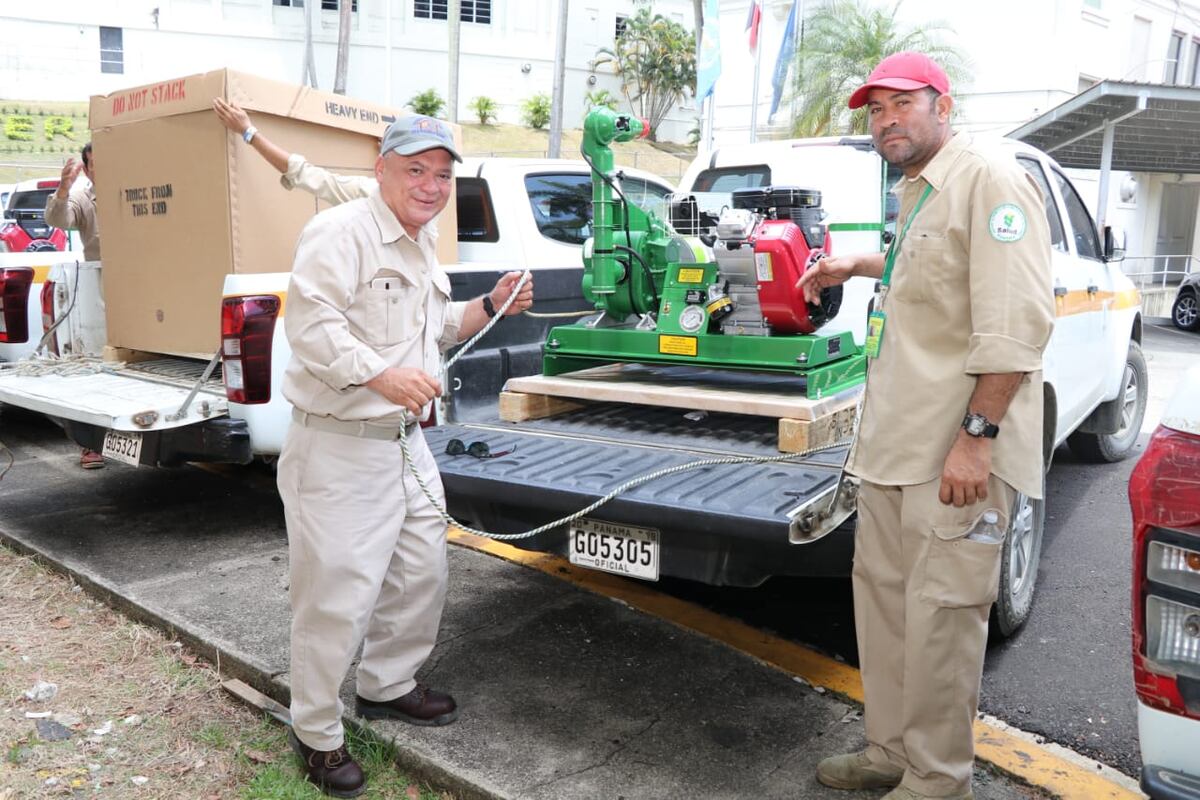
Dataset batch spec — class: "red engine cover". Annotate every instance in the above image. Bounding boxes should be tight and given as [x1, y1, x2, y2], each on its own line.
[751, 219, 829, 334]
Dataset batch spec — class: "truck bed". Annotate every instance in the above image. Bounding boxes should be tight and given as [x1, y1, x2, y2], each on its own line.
[428, 403, 854, 587]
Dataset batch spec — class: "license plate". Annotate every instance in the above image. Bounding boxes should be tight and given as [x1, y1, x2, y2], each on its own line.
[569, 518, 659, 581]
[101, 430, 142, 467]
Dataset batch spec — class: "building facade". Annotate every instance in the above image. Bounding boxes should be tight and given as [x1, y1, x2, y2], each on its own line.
[0, 0, 699, 142]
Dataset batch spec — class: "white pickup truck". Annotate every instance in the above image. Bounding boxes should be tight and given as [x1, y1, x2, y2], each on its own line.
[0, 157, 674, 463]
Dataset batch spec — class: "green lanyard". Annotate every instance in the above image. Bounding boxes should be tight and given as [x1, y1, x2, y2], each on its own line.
[881, 183, 933, 287]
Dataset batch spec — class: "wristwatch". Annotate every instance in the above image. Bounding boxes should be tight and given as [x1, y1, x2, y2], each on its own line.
[962, 412, 999, 438]
[481, 294, 498, 318]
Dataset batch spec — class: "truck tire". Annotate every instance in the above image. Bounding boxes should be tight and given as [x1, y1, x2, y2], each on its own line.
[991, 482, 1045, 639]
[1067, 341, 1148, 463]
[1173, 288, 1199, 331]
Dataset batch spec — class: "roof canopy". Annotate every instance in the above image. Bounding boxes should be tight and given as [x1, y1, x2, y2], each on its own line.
[1008, 81, 1200, 174]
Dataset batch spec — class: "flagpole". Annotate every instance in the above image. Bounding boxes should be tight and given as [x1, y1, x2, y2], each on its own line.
[700, 92, 710, 151]
[749, 17, 762, 142]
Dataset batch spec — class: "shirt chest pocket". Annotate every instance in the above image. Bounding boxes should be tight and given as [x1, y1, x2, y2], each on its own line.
[426, 270, 453, 343]
[898, 231, 962, 305]
[363, 271, 424, 347]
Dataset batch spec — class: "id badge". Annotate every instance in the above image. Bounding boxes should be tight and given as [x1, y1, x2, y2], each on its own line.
[864, 310, 887, 358]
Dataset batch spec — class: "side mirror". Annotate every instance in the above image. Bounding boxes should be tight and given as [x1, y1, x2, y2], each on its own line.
[1104, 225, 1126, 263]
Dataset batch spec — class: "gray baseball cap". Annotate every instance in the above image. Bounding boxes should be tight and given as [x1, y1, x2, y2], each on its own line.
[380, 114, 462, 163]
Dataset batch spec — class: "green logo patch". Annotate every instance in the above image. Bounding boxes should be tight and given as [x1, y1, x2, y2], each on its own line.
[989, 203, 1026, 242]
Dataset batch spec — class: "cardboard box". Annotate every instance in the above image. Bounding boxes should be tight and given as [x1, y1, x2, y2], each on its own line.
[90, 69, 460, 357]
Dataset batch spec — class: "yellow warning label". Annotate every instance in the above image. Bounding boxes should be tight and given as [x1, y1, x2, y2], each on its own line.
[659, 335, 698, 356]
[677, 268, 705, 284]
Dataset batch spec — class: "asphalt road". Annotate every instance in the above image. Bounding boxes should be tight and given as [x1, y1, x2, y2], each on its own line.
[0, 319, 1194, 783]
[660, 320, 1200, 778]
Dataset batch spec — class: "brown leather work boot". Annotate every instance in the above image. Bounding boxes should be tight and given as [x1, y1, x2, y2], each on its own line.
[355, 683, 459, 727]
[287, 729, 365, 798]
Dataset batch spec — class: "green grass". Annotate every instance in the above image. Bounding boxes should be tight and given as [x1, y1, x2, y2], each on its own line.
[195, 722, 233, 749]
[240, 721, 450, 800]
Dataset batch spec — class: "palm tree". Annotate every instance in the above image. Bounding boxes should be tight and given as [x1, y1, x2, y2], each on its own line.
[789, 0, 968, 137]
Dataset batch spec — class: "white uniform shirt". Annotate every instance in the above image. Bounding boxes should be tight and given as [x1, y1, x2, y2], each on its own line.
[282, 185, 467, 424]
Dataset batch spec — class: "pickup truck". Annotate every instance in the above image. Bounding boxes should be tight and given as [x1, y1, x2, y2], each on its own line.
[0, 138, 1144, 640]
[424, 135, 1148, 638]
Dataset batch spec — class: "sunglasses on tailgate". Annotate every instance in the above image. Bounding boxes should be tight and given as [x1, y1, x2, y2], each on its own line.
[444, 439, 516, 459]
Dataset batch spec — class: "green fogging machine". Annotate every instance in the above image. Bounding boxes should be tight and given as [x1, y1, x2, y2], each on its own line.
[542, 109, 866, 399]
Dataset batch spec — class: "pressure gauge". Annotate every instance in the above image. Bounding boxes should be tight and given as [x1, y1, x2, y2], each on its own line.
[678, 304, 707, 333]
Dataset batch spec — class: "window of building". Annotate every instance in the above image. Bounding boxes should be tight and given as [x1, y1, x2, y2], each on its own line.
[615, 15, 629, 39]
[100, 26, 124, 74]
[415, 0, 490, 23]
[320, 0, 357, 10]
[273, 0, 303, 7]
[1166, 31, 1185, 83]
[1192, 39, 1200, 86]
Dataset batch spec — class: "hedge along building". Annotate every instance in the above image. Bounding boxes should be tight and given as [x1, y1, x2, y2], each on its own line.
[0, 0, 701, 145]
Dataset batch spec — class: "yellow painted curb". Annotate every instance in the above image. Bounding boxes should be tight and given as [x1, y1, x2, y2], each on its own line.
[449, 530, 1143, 800]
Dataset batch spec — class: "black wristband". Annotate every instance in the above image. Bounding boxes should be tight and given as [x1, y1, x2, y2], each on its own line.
[481, 294, 497, 318]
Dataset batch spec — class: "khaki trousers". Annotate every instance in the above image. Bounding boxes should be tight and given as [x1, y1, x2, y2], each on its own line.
[853, 475, 1015, 796]
[277, 422, 448, 751]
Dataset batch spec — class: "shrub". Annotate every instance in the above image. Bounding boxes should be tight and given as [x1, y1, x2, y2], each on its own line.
[467, 96, 498, 125]
[4, 116, 34, 142]
[407, 88, 445, 118]
[521, 93, 551, 130]
[45, 115, 75, 140]
[582, 89, 619, 118]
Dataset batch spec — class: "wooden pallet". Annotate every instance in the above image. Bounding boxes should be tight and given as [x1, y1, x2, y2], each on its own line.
[500, 363, 860, 454]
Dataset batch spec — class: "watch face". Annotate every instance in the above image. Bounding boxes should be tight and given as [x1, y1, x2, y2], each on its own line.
[965, 415, 985, 435]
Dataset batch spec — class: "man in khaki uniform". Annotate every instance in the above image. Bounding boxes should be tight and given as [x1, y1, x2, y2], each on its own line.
[277, 115, 532, 798]
[799, 53, 1053, 800]
[45, 143, 105, 469]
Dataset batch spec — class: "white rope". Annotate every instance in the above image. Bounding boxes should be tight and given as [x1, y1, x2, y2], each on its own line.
[402, 270, 855, 542]
[0, 353, 121, 377]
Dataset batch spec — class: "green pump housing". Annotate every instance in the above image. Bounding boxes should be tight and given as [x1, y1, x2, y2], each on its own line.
[542, 108, 867, 400]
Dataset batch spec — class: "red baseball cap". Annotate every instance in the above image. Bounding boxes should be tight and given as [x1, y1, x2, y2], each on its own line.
[847, 52, 950, 109]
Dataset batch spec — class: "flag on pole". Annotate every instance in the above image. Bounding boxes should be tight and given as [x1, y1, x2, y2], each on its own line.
[745, 0, 762, 53]
[696, 0, 722, 109]
[769, 0, 799, 118]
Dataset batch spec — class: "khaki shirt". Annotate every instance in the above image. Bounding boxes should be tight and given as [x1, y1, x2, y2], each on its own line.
[282, 185, 467, 424]
[44, 184, 100, 260]
[846, 132, 1055, 499]
[281, 153, 374, 205]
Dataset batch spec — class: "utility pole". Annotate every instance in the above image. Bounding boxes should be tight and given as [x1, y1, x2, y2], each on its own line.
[384, 0, 392, 106]
[547, 0, 569, 157]
[447, 0, 461, 121]
[302, 0, 318, 88]
[334, 0, 352, 94]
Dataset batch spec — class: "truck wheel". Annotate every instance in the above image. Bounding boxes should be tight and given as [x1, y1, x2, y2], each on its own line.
[991, 483, 1045, 639]
[1173, 289, 1199, 331]
[1067, 341, 1148, 463]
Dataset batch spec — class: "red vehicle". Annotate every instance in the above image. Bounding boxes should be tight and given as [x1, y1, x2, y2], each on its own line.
[0, 177, 68, 253]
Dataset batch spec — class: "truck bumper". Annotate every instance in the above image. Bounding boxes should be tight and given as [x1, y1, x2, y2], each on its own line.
[61, 417, 252, 467]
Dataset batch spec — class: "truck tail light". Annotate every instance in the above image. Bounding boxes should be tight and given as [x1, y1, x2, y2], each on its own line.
[0, 267, 34, 343]
[221, 295, 280, 405]
[1131, 424, 1200, 721]
[40, 279, 58, 355]
[36, 180, 59, 190]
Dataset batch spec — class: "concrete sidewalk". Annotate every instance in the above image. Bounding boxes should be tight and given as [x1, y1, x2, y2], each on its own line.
[0, 419, 1057, 799]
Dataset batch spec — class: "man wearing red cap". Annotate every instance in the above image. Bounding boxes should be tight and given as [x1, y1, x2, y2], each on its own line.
[799, 52, 1054, 800]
